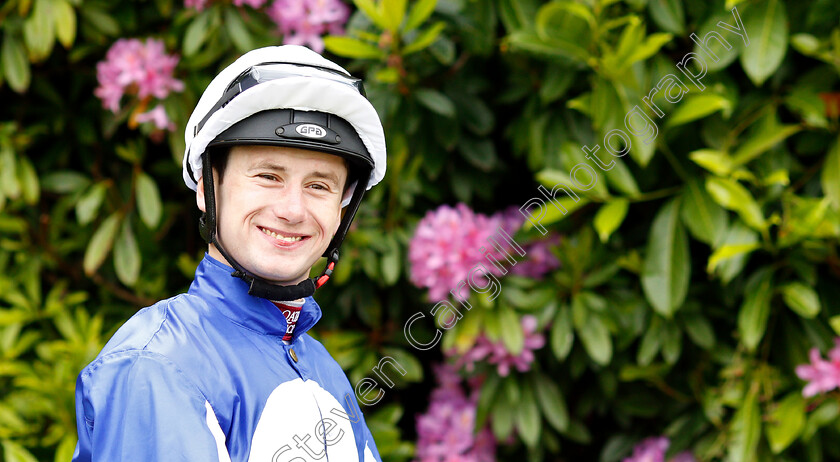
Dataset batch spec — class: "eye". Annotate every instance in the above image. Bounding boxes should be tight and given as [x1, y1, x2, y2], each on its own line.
[308, 183, 329, 191]
[258, 173, 279, 181]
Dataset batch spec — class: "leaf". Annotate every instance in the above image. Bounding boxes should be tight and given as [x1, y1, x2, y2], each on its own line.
[648, 0, 685, 34]
[713, 221, 759, 284]
[681, 178, 728, 246]
[323, 36, 385, 59]
[380, 236, 400, 285]
[22, 0, 55, 62]
[75, 182, 107, 226]
[821, 136, 840, 210]
[135, 172, 162, 229]
[458, 137, 496, 171]
[404, 0, 437, 31]
[491, 391, 515, 439]
[830, 315, 840, 336]
[550, 305, 574, 360]
[114, 219, 141, 286]
[740, 0, 788, 86]
[706, 177, 766, 231]
[183, 11, 212, 57]
[689, 149, 734, 176]
[780, 282, 820, 319]
[54, 435, 76, 462]
[707, 243, 760, 273]
[693, 13, 742, 71]
[2, 440, 38, 462]
[224, 8, 255, 52]
[666, 94, 732, 127]
[533, 373, 569, 432]
[83, 213, 121, 276]
[40, 171, 89, 193]
[737, 268, 774, 352]
[499, 307, 523, 355]
[506, 31, 589, 64]
[577, 312, 612, 366]
[727, 387, 761, 462]
[642, 199, 691, 317]
[594, 198, 629, 242]
[2, 34, 31, 93]
[403, 22, 445, 55]
[415, 89, 456, 117]
[731, 124, 800, 166]
[53, 0, 77, 48]
[681, 311, 715, 349]
[515, 384, 541, 448]
[381, 0, 407, 31]
[765, 392, 805, 454]
[15, 157, 39, 204]
[353, 0, 387, 28]
[637, 317, 663, 366]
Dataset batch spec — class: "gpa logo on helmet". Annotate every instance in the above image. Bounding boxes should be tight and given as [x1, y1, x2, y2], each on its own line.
[295, 124, 327, 139]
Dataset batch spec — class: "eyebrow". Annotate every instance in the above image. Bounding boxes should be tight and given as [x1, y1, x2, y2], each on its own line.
[249, 161, 341, 186]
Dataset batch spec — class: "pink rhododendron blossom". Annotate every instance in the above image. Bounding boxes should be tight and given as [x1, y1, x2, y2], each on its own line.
[795, 338, 840, 397]
[95, 38, 183, 114]
[408, 204, 559, 303]
[414, 364, 495, 462]
[623, 436, 695, 462]
[511, 233, 561, 279]
[135, 106, 176, 131]
[449, 315, 545, 377]
[267, 0, 350, 52]
[183, 0, 209, 10]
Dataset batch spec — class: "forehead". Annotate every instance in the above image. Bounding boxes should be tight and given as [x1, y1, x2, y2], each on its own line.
[227, 145, 349, 174]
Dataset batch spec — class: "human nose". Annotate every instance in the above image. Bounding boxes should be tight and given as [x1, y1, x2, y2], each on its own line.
[273, 183, 306, 223]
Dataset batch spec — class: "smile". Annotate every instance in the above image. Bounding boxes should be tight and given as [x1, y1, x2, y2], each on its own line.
[259, 227, 307, 243]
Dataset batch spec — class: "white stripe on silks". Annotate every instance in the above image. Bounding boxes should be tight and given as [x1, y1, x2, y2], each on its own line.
[205, 400, 233, 462]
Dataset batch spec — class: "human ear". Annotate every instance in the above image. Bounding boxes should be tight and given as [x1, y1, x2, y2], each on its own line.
[196, 175, 206, 213]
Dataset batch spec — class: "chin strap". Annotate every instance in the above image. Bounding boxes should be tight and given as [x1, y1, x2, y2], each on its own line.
[199, 151, 365, 302]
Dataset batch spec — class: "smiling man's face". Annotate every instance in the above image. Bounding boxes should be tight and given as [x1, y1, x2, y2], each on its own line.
[197, 145, 348, 286]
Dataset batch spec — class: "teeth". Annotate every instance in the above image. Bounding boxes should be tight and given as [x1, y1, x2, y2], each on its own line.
[261, 228, 303, 242]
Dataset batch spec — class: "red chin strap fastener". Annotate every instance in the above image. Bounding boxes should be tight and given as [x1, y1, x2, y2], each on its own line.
[315, 261, 336, 288]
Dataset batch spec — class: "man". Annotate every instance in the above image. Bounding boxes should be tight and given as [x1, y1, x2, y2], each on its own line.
[73, 45, 387, 461]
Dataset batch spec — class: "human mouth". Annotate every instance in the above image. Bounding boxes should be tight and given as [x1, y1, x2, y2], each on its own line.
[258, 227, 308, 244]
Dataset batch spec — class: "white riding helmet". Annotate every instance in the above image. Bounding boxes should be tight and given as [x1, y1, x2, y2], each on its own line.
[183, 45, 387, 301]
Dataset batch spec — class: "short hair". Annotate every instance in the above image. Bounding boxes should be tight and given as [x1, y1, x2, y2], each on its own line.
[209, 146, 357, 196]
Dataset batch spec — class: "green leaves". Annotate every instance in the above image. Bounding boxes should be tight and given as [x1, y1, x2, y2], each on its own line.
[136, 172, 162, 229]
[821, 136, 840, 210]
[83, 212, 121, 276]
[681, 178, 728, 246]
[594, 198, 629, 242]
[765, 393, 806, 454]
[323, 37, 385, 59]
[648, 0, 685, 34]
[706, 177, 766, 231]
[727, 387, 761, 462]
[642, 199, 690, 317]
[740, 0, 788, 86]
[780, 282, 820, 319]
[2, 33, 31, 93]
[737, 268, 774, 352]
[114, 220, 141, 286]
[666, 94, 732, 128]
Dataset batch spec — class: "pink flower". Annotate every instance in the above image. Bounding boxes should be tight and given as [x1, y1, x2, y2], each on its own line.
[449, 315, 545, 377]
[511, 233, 561, 279]
[414, 364, 495, 462]
[95, 38, 183, 113]
[183, 0, 209, 10]
[408, 204, 560, 303]
[623, 437, 695, 462]
[795, 339, 840, 397]
[135, 106, 176, 131]
[267, 0, 350, 52]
